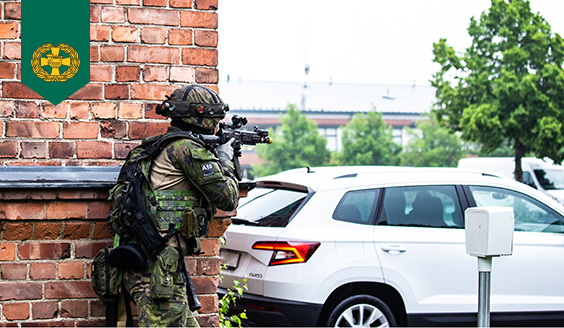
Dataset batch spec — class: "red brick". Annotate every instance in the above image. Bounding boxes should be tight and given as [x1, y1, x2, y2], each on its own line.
[198, 294, 218, 314]
[118, 103, 142, 118]
[200, 238, 219, 256]
[0, 243, 15, 262]
[30, 190, 58, 200]
[130, 84, 176, 101]
[63, 122, 99, 139]
[197, 257, 221, 275]
[128, 46, 180, 64]
[46, 202, 86, 220]
[30, 262, 57, 280]
[21, 142, 47, 159]
[70, 102, 90, 119]
[144, 0, 167, 6]
[0, 282, 42, 300]
[100, 45, 125, 62]
[2, 82, 41, 100]
[141, 27, 166, 44]
[87, 201, 112, 220]
[100, 121, 127, 138]
[58, 190, 97, 200]
[195, 30, 218, 47]
[192, 276, 219, 294]
[76, 141, 112, 159]
[128, 8, 179, 26]
[180, 11, 218, 28]
[0, 100, 15, 117]
[92, 222, 112, 239]
[117, 0, 140, 4]
[49, 142, 75, 159]
[2, 190, 29, 200]
[170, 67, 195, 82]
[5, 3, 21, 19]
[0, 62, 15, 78]
[112, 26, 137, 43]
[195, 67, 218, 83]
[62, 222, 91, 240]
[0, 263, 27, 280]
[45, 281, 97, 299]
[115, 142, 137, 159]
[3, 42, 21, 60]
[32, 301, 58, 319]
[195, 0, 218, 10]
[15, 101, 41, 118]
[171, 0, 192, 8]
[90, 65, 112, 82]
[90, 5, 100, 22]
[6, 121, 59, 138]
[105, 84, 129, 100]
[101, 7, 126, 23]
[207, 218, 231, 238]
[142, 66, 167, 82]
[61, 300, 88, 318]
[90, 45, 99, 62]
[129, 121, 169, 139]
[90, 25, 110, 42]
[18, 243, 71, 260]
[145, 103, 167, 120]
[1, 203, 45, 220]
[168, 29, 192, 45]
[21, 320, 75, 327]
[69, 83, 104, 101]
[91, 102, 116, 119]
[116, 66, 140, 82]
[59, 261, 84, 279]
[90, 300, 106, 317]
[0, 141, 18, 158]
[75, 241, 112, 258]
[43, 102, 68, 118]
[33, 223, 62, 240]
[3, 222, 32, 241]
[0, 22, 18, 39]
[91, 0, 113, 3]
[182, 48, 217, 66]
[3, 303, 29, 320]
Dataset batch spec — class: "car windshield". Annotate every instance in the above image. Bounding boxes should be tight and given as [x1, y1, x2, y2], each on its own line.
[534, 169, 564, 190]
[235, 187, 308, 227]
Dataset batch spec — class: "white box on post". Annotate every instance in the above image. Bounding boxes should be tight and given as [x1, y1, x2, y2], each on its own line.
[465, 206, 514, 257]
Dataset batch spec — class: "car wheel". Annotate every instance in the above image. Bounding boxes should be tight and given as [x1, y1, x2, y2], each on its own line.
[326, 294, 396, 328]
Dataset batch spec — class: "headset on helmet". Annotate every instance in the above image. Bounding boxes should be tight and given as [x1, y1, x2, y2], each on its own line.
[156, 85, 230, 132]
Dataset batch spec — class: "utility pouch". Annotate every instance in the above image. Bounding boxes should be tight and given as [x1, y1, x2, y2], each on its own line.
[149, 246, 179, 300]
[91, 247, 120, 305]
[181, 208, 207, 238]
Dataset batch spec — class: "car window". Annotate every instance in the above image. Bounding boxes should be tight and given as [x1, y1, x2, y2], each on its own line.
[380, 186, 463, 228]
[534, 169, 564, 190]
[468, 185, 564, 233]
[333, 189, 380, 225]
[235, 187, 308, 227]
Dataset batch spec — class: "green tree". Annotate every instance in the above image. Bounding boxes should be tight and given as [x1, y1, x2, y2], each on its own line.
[252, 104, 331, 177]
[400, 118, 470, 167]
[333, 109, 401, 166]
[431, 0, 564, 181]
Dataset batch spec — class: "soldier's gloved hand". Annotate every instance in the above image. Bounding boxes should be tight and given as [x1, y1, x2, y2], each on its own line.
[216, 138, 235, 161]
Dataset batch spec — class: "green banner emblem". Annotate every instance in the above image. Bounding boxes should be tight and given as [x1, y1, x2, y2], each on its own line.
[22, 1, 90, 106]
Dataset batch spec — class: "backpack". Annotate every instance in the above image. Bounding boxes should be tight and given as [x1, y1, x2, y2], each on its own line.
[107, 131, 209, 257]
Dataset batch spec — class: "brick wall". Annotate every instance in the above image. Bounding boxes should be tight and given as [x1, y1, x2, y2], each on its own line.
[0, 0, 219, 165]
[0, 186, 235, 327]
[0, 0, 230, 326]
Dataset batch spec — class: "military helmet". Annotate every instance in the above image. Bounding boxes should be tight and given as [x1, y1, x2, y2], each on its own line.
[156, 85, 229, 131]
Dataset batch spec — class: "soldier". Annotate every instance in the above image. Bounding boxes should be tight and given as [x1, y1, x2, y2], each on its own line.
[122, 85, 239, 327]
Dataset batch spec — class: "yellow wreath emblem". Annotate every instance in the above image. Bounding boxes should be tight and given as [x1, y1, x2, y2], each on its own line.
[31, 43, 80, 82]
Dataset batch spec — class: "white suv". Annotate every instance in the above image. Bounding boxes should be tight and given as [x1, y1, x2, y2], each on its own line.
[218, 166, 564, 327]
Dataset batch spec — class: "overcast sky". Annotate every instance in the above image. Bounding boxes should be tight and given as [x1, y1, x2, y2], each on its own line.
[217, 0, 564, 86]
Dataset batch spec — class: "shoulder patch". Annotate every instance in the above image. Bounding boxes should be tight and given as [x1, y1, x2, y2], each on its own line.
[201, 162, 216, 177]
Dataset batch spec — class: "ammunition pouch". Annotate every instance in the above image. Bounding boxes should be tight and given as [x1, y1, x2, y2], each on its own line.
[149, 246, 180, 300]
[91, 247, 120, 305]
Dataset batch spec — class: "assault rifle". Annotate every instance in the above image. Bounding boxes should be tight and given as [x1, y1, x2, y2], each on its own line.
[199, 115, 272, 180]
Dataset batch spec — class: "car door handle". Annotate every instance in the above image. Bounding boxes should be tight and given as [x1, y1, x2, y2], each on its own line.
[381, 245, 407, 254]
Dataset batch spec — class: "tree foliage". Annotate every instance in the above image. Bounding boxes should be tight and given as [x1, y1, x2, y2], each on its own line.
[333, 109, 401, 166]
[400, 118, 470, 167]
[251, 104, 331, 177]
[431, 0, 564, 181]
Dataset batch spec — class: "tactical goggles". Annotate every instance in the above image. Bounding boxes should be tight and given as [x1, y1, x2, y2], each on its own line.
[156, 100, 229, 118]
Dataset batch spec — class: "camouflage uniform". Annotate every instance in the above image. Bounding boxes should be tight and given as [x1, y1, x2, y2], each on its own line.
[123, 86, 239, 327]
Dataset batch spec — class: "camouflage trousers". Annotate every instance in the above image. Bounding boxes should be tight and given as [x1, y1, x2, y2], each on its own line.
[122, 255, 199, 327]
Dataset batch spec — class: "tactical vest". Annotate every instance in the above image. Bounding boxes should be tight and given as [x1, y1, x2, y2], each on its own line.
[146, 189, 206, 236]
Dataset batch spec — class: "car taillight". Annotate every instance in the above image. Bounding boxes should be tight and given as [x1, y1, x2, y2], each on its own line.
[252, 241, 320, 266]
